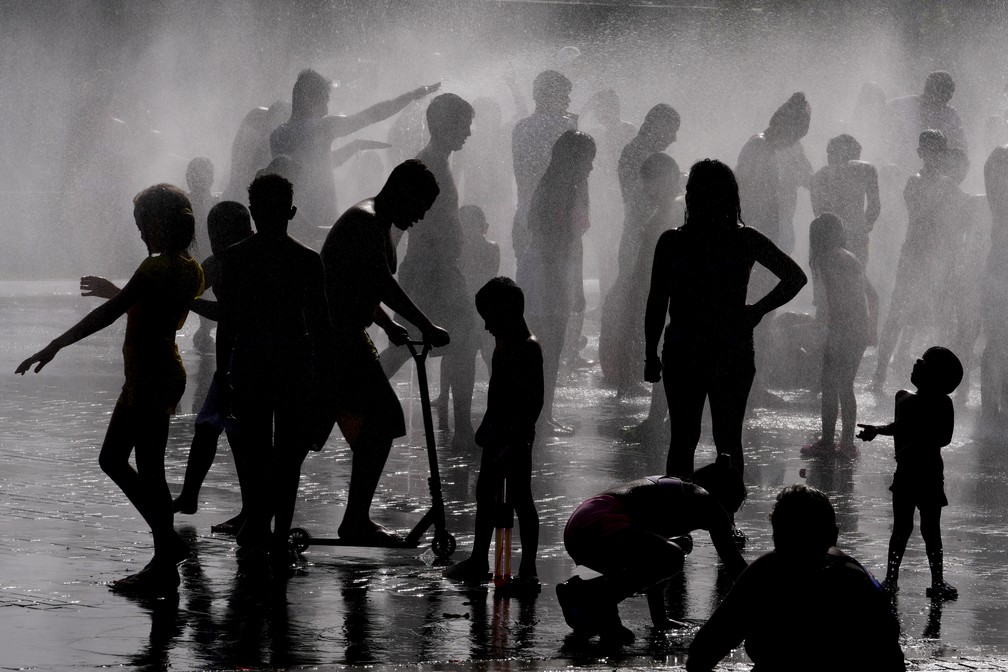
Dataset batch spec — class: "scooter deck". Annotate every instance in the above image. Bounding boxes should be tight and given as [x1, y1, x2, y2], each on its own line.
[297, 536, 420, 549]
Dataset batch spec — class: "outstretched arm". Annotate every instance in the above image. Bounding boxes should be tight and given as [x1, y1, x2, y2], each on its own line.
[747, 229, 808, 326]
[331, 139, 392, 169]
[643, 232, 674, 382]
[323, 83, 440, 140]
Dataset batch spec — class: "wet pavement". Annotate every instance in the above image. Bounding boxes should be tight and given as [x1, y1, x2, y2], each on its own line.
[2, 280, 1008, 671]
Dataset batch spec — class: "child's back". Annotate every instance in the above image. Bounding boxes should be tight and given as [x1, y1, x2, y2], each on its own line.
[479, 334, 544, 449]
[818, 247, 871, 347]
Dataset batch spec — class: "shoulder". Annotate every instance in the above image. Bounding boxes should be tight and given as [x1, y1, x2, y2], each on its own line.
[895, 389, 913, 403]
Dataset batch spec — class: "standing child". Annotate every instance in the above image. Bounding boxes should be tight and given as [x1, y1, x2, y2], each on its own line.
[444, 277, 544, 588]
[801, 214, 875, 455]
[16, 184, 204, 594]
[857, 346, 963, 599]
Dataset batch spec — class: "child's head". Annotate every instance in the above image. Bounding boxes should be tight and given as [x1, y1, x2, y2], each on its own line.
[941, 147, 970, 185]
[770, 484, 838, 554]
[825, 133, 862, 165]
[247, 173, 295, 233]
[207, 201, 253, 255]
[132, 183, 195, 255]
[186, 157, 214, 195]
[475, 276, 524, 337]
[640, 152, 681, 207]
[691, 459, 747, 516]
[808, 213, 847, 267]
[459, 204, 489, 238]
[918, 129, 948, 166]
[912, 346, 964, 395]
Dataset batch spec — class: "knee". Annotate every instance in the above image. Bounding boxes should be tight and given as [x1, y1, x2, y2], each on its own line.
[891, 518, 914, 541]
[98, 448, 126, 479]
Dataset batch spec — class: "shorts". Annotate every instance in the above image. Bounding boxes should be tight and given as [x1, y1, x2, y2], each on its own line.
[195, 376, 237, 433]
[563, 494, 632, 566]
[331, 329, 406, 445]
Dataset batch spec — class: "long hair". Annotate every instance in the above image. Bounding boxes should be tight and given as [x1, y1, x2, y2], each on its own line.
[528, 130, 596, 239]
[682, 159, 742, 231]
[808, 213, 846, 270]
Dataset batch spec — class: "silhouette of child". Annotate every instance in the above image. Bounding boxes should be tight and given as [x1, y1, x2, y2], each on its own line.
[319, 159, 449, 545]
[556, 462, 748, 645]
[801, 214, 874, 455]
[444, 277, 543, 587]
[17, 183, 204, 594]
[981, 146, 1008, 435]
[858, 346, 963, 600]
[171, 201, 254, 530]
[214, 174, 332, 569]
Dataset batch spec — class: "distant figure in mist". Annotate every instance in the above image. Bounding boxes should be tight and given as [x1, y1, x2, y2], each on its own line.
[888, 71, 967, 172]
[270, 69, 438, 246]
[615, 103, 681, 277]
[686, 485, 905, 672]
[810, 134, 881, 266]
[858, 346, 963, 601]
[437, 204, 500, 423]
[511, 70, 578, 261]
[516, 130, 596, 437]
[850, 81, 889, 163]
[378, 94, 478, 448]
[873, 131, 959, 392]
[980, 145, 1008, 434]
[800, 214, 874, 456]
[214, 174, 332, 570]
[17, 184, 205, 595]
[644, 159, 807, 480]
[186, 157, 219, 352]
[444, 277, 543, 589]
[223, 101, 291, 203]
[557, 462, 748, 644]
[170, 202, 254, 531]
[600, 152, 681, 395]
[319, 160, 449, 545]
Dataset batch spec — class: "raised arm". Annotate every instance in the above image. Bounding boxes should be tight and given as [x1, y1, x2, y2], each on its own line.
[747, 228, 808, 325]
[644, 232, 674, 382]
[323, 83, 440, 140]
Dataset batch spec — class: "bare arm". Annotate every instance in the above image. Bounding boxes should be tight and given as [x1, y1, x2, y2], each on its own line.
[189, 297, 219, 321]
[322, 83, 440, 140]
[644, 232, 674, 381]
[331, 139, 392, 169]
[376, 271, 449, 347]
[747, 229, 808, 324]
[372, 305, 409, 345]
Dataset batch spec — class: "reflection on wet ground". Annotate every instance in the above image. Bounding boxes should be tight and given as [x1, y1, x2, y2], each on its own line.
[2, 281, 1008, 670]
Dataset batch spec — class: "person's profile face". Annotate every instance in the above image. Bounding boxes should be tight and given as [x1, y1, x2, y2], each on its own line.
[445, 116, 473, 152]
[910, 358, 927, 388]
[480, 309, 504, 337]
[392, 192, 431, 231]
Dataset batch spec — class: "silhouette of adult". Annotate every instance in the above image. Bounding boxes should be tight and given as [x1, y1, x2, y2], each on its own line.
[511, 70, 578, 261]
[222, 101, 291, 204]
[516, 130, 596, 436]
[378, 94, 478, 447]
[981, 146, 1008, 434]
[644, 159, 807, 478]
[888, 71, 967, 172]
[270, 69, 438, 246]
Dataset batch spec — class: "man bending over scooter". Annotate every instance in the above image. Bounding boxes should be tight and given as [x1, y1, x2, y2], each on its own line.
[319, 159, 450, 546]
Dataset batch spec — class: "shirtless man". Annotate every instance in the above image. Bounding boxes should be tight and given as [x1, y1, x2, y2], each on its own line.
[888, 71, 967, 172]
[319, 160, 450, 544]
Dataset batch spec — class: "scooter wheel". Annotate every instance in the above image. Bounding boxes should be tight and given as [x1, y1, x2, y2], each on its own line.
[432, 532, 456, 559]
[288, 527, 311, 554]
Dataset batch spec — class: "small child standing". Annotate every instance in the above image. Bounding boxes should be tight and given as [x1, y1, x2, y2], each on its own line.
[801, 213, 875, 455]
[16, 183, 204, 594]
[444, 277, 544, 588]
[857, 346, 963, 599]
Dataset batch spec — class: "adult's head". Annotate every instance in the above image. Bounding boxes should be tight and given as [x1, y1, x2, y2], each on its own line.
[426, 93, 475, 152]
[591, 89, 622, 127]
[808, 213, 846, 268]
[291, 68, 332, 119]
[207, 201, 253, 256]
[923, 70, 955, 108]
[640, 152, 680, 205]
[532, 70, 573, 115]
[917, 129, 948, 164]
[826, 134, 862, 165]
[765, 92, 811, 149]
[770, 485, 838, 554]
[984, 145, 1008, 222]
[855, 81, 887, 119]
[186, 157, 214, 195]
[639, 103, 680, 149]
[683, 158, 741, 231]
[247, 173, 295, 233]
[547, 129, 597, 184]
[376, 159, 440, 231]
[132, 183, 196, 255]
[912, 346, 964, 395]
[459, 204, 489, 237]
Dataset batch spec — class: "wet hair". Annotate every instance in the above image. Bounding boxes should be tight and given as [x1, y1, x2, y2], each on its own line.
[132, 183, 195, 255]
[808, 213, 847, 268]
[382, 159, 440, 205]
[476, 276, 524, 321]
[256, 154, 304, 186]
[921, 346, 964, 395]
[942, 147, 970, 184]
[918, 129, 948, 156]
[247, 173, 294, 220]
[683, 159, 742, 230]
[532, 70, 573, 105]
[924, 70, 955, 105]
[640, 152, 680, 184]
[459, 204, 489, 235]
[186, 157, 214, 192]
[207, 201, 253, 255]
[768, 92, 812, 144]
[291, 68, 332, 116]
[691, 460, 747, 515]
[770, 485, 838, 554]
[550, 129, 596, 165]
[984, 146, 1008, 221]
[640, 103, 681, 137]
[826, 134, 862, 164]
[426, 93, 475, 139]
